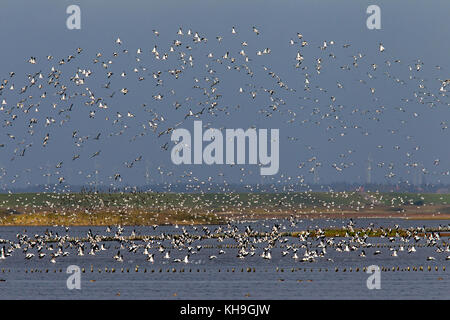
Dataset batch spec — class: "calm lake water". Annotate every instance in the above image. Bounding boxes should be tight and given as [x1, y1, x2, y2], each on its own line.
[0, 218, 448, 299]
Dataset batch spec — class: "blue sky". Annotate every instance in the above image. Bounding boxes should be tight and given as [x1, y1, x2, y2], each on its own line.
[0, 0, 449, 190]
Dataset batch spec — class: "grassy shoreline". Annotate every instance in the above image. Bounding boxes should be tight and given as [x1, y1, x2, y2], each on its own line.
[0, 191, 449, 226]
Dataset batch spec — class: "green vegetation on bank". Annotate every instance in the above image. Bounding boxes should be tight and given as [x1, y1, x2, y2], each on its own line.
[0, 191, 449, 225]
[2, 191, 448, 208]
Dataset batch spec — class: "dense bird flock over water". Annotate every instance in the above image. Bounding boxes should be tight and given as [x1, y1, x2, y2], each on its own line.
[0, 219, 449, 265]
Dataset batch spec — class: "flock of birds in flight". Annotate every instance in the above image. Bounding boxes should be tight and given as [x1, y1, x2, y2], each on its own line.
[0, 27, 448, 267]
[0, 26, 448, 192]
